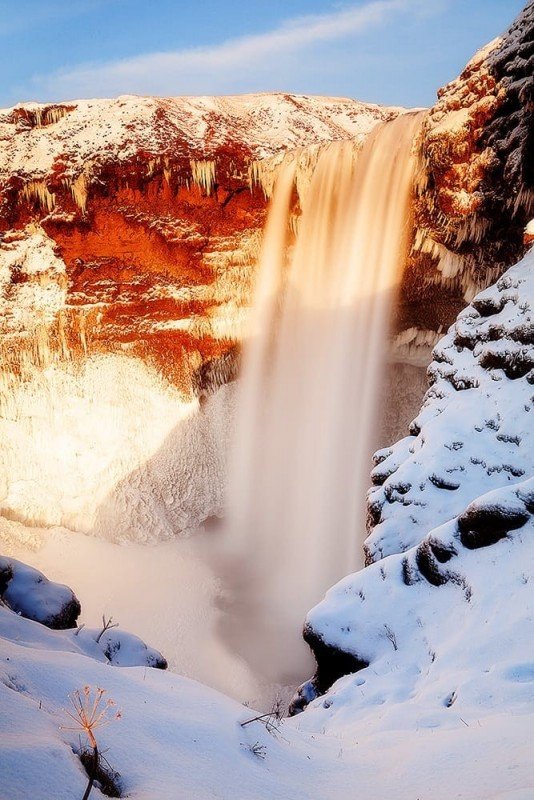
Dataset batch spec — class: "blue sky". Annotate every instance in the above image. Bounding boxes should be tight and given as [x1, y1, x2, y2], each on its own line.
[1, 0, 525, 108]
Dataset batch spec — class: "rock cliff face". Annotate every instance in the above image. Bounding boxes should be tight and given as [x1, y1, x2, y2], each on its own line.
[0, 94, 396, 536]
[0, 93, 394, 390]
[292, 248, 534, 713]
[400, 1, 533, 345]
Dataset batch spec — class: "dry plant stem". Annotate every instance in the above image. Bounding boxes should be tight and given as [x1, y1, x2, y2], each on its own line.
[240, 712, 273, 728]
[81, 745, 99, 800]
[95, 616, 119, 644]
[62, 686, 121, 798]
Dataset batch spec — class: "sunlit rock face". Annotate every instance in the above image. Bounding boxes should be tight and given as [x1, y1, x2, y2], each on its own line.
[292, 248, 534, 713]
[0, 93, 394, 390]
[400, 1, 533, 349]
[0, 94, 395, 537]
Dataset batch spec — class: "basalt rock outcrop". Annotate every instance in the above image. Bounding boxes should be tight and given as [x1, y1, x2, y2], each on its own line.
[400, 1, 533, 345]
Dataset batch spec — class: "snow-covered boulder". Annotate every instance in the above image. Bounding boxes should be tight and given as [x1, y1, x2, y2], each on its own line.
[0, 556, 80, 629]
[0, 556, 167, 668]
[366, 248, 533, 562]
[291, 475, 534, 715]
[82, 626, 168, 669]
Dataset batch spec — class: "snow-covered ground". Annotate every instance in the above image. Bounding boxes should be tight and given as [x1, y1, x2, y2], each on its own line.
[366, 249, 534, 561]
[1, 557, 533, 800]
[0, 519, 269, 704]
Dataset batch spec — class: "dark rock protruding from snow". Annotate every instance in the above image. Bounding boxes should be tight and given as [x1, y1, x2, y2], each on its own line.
[0, 556, 80, 629]
[458, 493, 530, 549]
[289, 625, 369, 716]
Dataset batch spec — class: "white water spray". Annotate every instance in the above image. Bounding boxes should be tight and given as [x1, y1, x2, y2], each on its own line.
[222, 112, 424, 683]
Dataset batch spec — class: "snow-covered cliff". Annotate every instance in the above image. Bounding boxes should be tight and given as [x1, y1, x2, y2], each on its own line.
[292, 248, 534, 714]
[367, 249, 533, 562]
[0, 94, 397, 540]
[0, 93, 394, 389]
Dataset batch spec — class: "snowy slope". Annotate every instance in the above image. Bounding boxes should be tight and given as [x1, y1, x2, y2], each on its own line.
[296, 476, 534, 721]
[0, 580, 534, 800]
[366, 248, 534, 562]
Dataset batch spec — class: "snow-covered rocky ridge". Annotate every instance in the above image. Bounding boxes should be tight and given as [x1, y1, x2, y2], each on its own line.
[367, 248, 534, 562]
[291, 248, 534, 716]
[0, 93, 393, 190]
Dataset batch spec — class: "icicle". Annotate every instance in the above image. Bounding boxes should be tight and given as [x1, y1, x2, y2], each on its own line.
[190, 160, 216, 195]
[71, 173, 89, 214]
[513, 186, 534, 217]
[163, 157, 172, 185]
[41, 106, 70, 126]
[20, 181, 55, 212]
[453, 214, 490, 247]
[393, 326, 441, 360]
[14, 103, 73, 128]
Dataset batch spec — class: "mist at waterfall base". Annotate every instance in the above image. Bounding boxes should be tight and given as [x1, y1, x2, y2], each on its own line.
[217, 111, 424, 686]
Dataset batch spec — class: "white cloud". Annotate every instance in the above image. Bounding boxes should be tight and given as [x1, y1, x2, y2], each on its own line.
[25, 0, 436, 101]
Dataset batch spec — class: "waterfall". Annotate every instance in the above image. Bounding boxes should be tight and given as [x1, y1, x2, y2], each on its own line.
[221, 111, 424, 684]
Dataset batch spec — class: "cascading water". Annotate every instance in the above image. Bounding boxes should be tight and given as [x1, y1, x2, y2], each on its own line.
[220, 111, 425, 685]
